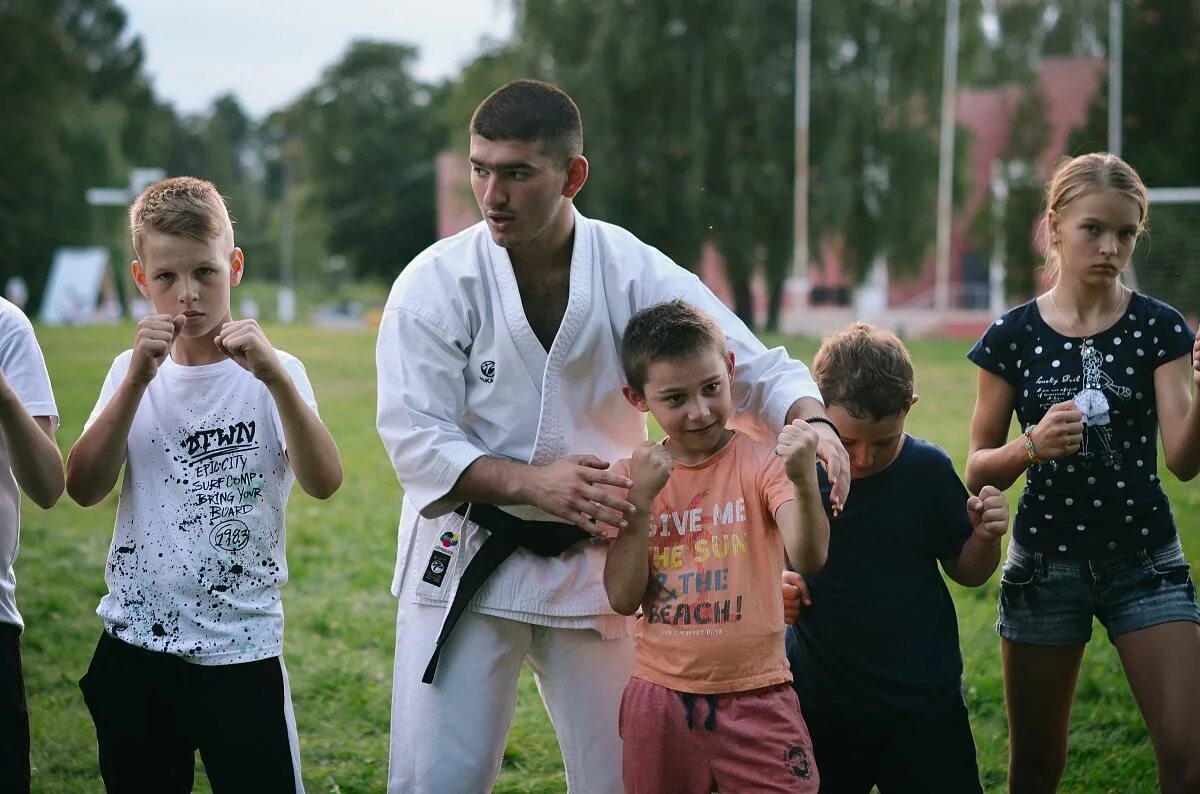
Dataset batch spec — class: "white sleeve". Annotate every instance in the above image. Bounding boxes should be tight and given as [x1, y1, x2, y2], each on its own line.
[681, 278, 823, 440]
[271, 352, 320, 450]
[0, 323, 57, 428]
[375, 304, 486, 519]
[83, 352, 133, 432]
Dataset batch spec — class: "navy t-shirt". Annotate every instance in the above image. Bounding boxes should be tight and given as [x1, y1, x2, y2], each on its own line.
[967, 293, 1194, 558]
[787, 436, 972, 719]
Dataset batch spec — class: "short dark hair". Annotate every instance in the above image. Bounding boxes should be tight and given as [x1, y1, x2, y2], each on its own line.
[470, 79, 583, 167]
[812, 322, 914, 421]
[621, 301, 727, 393]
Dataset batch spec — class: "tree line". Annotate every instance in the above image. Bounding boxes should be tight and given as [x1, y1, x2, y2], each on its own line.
[2, 0, 1197, 322]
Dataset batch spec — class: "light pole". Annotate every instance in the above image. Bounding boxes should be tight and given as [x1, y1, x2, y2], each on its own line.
[276, 138, 302, 324]
[783, 0, 812, 333]
[1108, 0, 1123, 157]
[934, 0, 961, 315]
[1108, 0, 1138, 290]
[989, 160, 1008, 317]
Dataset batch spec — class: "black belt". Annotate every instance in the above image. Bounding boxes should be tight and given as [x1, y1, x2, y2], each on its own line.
[421, 503, 590, 684]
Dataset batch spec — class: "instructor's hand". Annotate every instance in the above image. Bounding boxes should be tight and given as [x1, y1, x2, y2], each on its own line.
[810, 422, 849, 515]
[528, 455, 635, 538]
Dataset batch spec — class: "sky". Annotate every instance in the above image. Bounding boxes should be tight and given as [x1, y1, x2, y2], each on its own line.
[119, 0, 515, 119]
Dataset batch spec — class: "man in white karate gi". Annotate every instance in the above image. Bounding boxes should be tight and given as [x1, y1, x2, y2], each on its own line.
[376, 79, 850, 793]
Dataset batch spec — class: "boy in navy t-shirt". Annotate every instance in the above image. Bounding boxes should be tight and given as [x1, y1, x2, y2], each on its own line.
[784, 323, 1009, 793]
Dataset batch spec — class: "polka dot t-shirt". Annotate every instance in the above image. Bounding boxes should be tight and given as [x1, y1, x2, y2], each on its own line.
[968, 292, 1195, 558]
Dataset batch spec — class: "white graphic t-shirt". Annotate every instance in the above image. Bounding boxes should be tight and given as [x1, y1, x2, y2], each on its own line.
[0, 298, 58, 630]
[85, 351, 317, 663]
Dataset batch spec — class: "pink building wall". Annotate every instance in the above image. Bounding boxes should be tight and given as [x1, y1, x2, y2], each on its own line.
[889, 56, 1105, 307]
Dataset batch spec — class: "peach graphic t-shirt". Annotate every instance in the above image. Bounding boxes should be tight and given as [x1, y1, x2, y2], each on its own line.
[617, 432, 798, 694]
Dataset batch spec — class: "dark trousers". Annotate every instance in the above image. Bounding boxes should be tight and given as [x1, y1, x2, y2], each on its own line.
[801, 694, 983, 794]
[79, 631, 300, 793]
[0, 623, 30, 794]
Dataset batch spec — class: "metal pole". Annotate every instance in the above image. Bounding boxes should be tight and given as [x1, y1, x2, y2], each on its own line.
[793, 0, 810, 282]
[934, 0, 960, 315]
[1108, 0, 1137, 289]
[783, 0, 812, 333]
[1108, 0, 1123, 157]
[989, 160, 1008, 316]
[278, 145, 296, 323]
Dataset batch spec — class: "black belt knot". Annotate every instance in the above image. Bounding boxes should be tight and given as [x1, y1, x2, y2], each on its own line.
[421, 503, 590, 684]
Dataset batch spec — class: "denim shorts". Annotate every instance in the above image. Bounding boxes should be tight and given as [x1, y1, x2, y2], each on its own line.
[997, 538, 1200, 645]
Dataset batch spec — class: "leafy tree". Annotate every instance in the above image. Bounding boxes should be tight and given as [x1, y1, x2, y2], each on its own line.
[807, 1, 952, 288]
[287, 41, 444, 282]
[492, 0, 973, 326]
[0, 0, 149, 312]
[1069, 0, 1200, 316]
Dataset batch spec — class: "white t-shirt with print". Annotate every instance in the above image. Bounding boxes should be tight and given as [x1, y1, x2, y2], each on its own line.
[0, 298, 58, 630]
[85, 351, 317, 664]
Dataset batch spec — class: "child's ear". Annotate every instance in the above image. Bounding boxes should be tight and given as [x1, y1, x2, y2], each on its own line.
[909, 393, 920, 408]
[725, 350, 735, 381]
[229, 248, 245, 287]
[1046, 210, 1060, 241]
[130, 260, 151, 298]
[622, 384, 650, 413]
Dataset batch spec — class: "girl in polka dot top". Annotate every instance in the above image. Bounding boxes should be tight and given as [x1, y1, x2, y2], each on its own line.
[967, 152, 1200, 792]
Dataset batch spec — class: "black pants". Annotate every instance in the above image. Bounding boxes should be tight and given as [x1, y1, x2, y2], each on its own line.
[801, 694, 983, 794]
[79, 631, 300, 793]
[0, 623, 29, 794]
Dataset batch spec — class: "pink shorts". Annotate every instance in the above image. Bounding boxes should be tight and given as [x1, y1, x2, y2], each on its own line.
[618, 676, 819, 793]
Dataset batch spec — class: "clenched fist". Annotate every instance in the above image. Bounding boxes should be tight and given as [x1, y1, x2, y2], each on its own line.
[776, 419, 820, 484]
[215, 320, 285, 384]
[129, 314, 185, 385]
[968, 485, 1009, 541]
[1032, 401, 1084, 460]
[630, 441, 675, 505]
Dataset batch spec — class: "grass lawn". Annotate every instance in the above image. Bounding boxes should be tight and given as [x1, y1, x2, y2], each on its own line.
[18, 324, 1196, 792]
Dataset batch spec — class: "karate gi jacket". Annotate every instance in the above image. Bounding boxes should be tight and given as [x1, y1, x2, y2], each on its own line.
[376, 208, 822, 633]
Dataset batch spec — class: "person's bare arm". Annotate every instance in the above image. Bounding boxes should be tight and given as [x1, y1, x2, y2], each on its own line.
[1153, 339, 1200, 481]
[217, 320, 343, 499]
[943, 486, 1009, 587]
[605, 444, 673, 614]
[0, 375, 61, 509]
[965, 369, 1082, 494]
[786, 397, 849, 514]
[774, 419, 830, 572]
[67, 315, 180, 506]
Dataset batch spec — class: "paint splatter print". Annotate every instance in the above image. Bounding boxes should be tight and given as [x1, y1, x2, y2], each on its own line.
[83, 351, 319, 663]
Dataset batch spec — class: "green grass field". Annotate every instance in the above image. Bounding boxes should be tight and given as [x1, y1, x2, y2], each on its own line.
[17, 324, 1197, 792]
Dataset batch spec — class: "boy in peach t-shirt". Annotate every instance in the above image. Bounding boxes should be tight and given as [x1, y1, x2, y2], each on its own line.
[604, 300, 830, 793]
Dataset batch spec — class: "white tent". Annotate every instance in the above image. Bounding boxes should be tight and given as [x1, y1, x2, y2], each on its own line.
[39, 247, 121, 325]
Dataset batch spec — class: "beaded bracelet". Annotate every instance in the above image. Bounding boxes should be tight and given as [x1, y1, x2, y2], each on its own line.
[1022, 424, 1043, 466]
